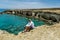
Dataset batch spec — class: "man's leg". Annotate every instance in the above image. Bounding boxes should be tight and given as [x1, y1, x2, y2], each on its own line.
[24, 26, 30, 32]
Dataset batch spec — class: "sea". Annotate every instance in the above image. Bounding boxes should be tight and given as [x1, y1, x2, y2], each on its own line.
[0, 9, 45, 35]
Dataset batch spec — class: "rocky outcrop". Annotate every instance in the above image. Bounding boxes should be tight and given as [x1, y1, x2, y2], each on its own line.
[39, 12, 60, 22]
[2, 9, 60, 24]
[0, 23, 60, 40]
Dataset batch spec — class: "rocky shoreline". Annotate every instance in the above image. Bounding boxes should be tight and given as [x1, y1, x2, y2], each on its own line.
[0, 8, 60, 40]
[1, 8, 60, 24]
[0, 23, 60, 40]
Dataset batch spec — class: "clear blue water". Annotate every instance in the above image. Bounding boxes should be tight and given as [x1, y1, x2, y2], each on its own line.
[0, 14, 45, 35]
[0, 9, 45, 35]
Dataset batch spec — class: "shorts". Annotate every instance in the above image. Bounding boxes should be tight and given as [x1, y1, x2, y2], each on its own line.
[30, 26, 34, 30]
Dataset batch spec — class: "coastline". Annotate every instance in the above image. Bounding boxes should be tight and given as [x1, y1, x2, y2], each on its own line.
[0, 8, 60, 40]
[2, 8, 60, 25]
[0, 23, 60, 40]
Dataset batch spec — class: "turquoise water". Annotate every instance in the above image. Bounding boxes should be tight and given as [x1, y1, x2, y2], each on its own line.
[0, 14, 45, 35]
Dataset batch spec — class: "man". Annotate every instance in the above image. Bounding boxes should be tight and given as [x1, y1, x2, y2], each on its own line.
[24, 19, 35, 32]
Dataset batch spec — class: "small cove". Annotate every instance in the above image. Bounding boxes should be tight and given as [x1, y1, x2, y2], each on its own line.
[0, 14, 45, 35]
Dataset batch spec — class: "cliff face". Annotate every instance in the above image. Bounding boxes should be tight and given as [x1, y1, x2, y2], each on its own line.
[39, 12, 60, 23]
[0, 23, 60, 40]
[2, 8, 60, 24]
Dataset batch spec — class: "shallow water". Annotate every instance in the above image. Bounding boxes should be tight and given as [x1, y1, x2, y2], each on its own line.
[0, 14, 45, 35]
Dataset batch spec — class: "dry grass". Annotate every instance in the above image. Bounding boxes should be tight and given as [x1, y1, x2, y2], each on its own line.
[33, 10, 60, 14]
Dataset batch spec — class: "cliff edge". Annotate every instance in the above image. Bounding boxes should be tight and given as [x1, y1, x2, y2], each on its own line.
[0, 23, 60, 40]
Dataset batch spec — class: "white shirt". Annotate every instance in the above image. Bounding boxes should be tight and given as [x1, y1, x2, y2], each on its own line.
[26, 21, 34, 28]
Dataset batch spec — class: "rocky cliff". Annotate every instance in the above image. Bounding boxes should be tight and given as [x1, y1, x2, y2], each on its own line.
[0, 23, 60, 40]
[2, 8, 60, 24]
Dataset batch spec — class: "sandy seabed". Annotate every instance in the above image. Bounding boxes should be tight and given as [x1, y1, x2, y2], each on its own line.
[0, 23, 60, 40]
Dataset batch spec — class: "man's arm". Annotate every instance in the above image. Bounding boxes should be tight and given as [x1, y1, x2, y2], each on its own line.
[26, 22, 32, 27]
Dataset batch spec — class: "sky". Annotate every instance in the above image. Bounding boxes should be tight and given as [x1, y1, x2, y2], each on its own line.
[0, 0, 60, 9]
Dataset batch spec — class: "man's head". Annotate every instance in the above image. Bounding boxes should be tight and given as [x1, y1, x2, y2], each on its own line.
[28, 19, 32, 22]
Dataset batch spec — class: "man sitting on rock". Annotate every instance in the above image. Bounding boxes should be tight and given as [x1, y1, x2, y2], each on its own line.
[23, 19, 35, 32]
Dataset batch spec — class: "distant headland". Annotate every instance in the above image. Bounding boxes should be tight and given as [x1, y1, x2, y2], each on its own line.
[1, 8, 60, 24]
